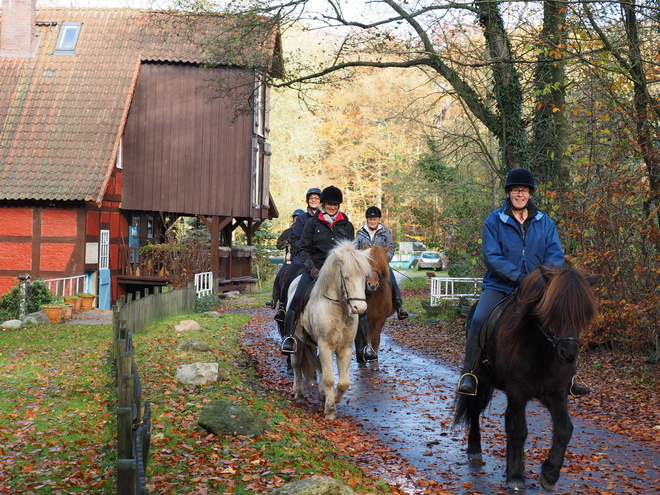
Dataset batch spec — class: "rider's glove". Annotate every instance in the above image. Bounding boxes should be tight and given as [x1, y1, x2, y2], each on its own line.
[309, 266, 320, 279]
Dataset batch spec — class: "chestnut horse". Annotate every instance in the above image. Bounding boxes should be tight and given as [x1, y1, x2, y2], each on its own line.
[454, 265, 601, 490]
[355, 244, 394, 370]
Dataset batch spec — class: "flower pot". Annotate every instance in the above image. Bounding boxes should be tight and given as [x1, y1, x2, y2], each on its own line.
[42, 306, 64, 323]
[79, 295, 97, 310]
[64, 303, 74, 318]
[63, 296, 80, 311]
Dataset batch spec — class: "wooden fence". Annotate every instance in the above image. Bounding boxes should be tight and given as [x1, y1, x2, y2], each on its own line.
[112, 285, 196, 494]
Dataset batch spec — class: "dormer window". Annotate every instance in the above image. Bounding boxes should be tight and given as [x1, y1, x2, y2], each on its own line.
[54, 22, 82, 55]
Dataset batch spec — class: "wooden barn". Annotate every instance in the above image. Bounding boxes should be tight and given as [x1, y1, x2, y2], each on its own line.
[0, 2, 282, 309]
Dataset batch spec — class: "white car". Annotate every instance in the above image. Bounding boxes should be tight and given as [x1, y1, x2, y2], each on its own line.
[417, 251, 446, 271]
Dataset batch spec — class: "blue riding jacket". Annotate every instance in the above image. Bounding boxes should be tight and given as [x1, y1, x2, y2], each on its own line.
[482, 199, 565, 294]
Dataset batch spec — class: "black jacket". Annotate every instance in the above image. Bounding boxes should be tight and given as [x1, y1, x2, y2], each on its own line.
[299, 211, 355, 270]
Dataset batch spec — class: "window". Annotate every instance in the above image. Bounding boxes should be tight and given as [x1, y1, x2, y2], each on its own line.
[54, 22, 82, 55]
[146, 216, 154, 239]
[99, 230, 109, 270]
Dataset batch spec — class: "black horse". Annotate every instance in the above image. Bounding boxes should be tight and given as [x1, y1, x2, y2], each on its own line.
[454, 265, 601, 491]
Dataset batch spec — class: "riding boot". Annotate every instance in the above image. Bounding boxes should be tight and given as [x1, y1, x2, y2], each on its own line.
[274, 303, 286, 323]
[391, 278, 408, 320]
[280, 308, 298, 354]
[358, 314, 378, 362]
[395, 296, 409, 320]
[569, 376, 591, 397]
[457, 333, 481, 396]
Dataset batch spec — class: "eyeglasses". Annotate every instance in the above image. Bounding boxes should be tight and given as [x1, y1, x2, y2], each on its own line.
[510, 188, 531, 196]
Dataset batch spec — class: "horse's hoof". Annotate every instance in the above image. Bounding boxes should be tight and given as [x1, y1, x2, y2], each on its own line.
[370, 361, 380, 371]
[506, 478, 525, 491]
[540, 473, 556, 491]
[467, 452, 483, 463]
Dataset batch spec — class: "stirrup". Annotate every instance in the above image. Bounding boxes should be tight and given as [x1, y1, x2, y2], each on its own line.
[280, 335, 297, 354]
[274, 308, 286, 323]
[362, 344, 378, 362]
[457, 372, 478, 396]
[570, 376, 591, 398]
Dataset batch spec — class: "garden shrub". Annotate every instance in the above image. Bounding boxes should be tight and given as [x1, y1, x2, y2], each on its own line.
[0, 279, 55, 320]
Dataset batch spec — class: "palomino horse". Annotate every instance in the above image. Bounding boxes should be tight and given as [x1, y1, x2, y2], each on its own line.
[355, 243, 393, 370]
[454, 265, 601, 490]
[288, 240, 373, 420]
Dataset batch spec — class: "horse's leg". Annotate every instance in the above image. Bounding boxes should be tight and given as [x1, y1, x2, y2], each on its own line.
[317, 342, 337, 420]
[369, 316, 386, 371]
[504, 392, 528, 490]
[539, 396, 573, 491]
[334, 343, 352, 405]
[465, 395, 483, 462]
[291, 346, 305, 403]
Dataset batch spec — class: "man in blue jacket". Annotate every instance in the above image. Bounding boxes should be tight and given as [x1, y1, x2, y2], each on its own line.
[457, 168, 590, 397]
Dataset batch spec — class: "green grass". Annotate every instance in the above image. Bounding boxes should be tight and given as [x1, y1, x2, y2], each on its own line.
[0, 323, 116, 493]
[0, 302, 397, 494]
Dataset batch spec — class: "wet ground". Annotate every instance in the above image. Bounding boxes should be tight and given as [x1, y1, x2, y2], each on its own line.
[240, 307, 660, 494]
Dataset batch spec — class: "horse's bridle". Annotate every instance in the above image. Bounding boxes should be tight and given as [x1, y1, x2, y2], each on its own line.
[541, 328, 580, 364]
[323, 265, 367, 306]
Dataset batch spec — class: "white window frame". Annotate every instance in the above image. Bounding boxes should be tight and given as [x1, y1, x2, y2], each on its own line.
[54, 22, 82, 55]
[99, 230, 110, 270]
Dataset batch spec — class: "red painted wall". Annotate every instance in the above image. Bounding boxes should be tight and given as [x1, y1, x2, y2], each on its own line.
[0, 205, 84, 296]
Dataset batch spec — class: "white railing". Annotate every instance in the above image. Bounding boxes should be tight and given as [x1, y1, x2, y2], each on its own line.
[43, 275, 88, 297]
[430, 277, 482, 305]
[194, 272, 213, 298]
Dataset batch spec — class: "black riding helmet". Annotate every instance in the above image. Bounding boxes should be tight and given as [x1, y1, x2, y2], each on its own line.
[320, 185, 343, 204]
[365, 206, 382, 218]
[504, 168, 535, 193]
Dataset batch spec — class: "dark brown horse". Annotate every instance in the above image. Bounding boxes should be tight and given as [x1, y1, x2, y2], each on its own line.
[355, 244, 394, 370]
[454, 265, 601, 491]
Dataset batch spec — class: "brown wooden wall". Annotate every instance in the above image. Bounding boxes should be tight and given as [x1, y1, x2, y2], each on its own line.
[121, 63, 257, 218]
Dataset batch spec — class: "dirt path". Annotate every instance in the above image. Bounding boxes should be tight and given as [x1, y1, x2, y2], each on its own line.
[240, 308, 660, 494]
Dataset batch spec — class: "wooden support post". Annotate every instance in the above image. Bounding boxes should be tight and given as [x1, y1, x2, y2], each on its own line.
[117, 458, 136, 495]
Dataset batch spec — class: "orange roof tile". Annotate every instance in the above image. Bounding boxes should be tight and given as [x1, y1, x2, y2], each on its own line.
[0, 8, 283, 204]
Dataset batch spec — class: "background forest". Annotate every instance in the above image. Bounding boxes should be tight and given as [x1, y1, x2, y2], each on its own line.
[191, 0, 660, 360]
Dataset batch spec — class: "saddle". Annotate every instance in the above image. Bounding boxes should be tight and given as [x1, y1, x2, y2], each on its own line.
[476, 291, 516, 375]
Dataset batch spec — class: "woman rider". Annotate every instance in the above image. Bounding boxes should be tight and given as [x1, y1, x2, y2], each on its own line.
[266, 208, 305, 309]
[354, 206, 409, 362]
[273, 187, 322, 322]
[280, 185, 354, 354]
[456, 168, 590, 397]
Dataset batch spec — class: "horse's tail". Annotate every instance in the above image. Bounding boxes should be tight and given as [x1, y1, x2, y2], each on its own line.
[453, 384, 494, 427]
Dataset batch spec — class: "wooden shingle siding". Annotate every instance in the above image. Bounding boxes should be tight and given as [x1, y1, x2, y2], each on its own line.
[122, 64, 255, 218]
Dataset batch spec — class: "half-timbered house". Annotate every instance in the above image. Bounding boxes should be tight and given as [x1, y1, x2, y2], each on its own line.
[0, 2, 282, 308]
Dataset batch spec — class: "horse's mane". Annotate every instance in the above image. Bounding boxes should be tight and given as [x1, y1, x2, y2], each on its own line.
[365, 244, 390, 282]
[498, 265, 599, 364]
[316, 240, 372, 293]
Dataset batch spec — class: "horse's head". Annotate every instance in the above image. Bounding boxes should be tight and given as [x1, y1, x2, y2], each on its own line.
[322, 240, 373, 314]
[524, 265, 601, 364]
[362, 243, 390, 292]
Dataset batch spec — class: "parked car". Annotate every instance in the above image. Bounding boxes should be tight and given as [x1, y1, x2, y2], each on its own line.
[417, 251, 447, 271]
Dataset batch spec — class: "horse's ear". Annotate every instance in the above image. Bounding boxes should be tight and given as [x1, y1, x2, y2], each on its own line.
[364, 242, 372, 249]
[586, 274, 602, 287]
